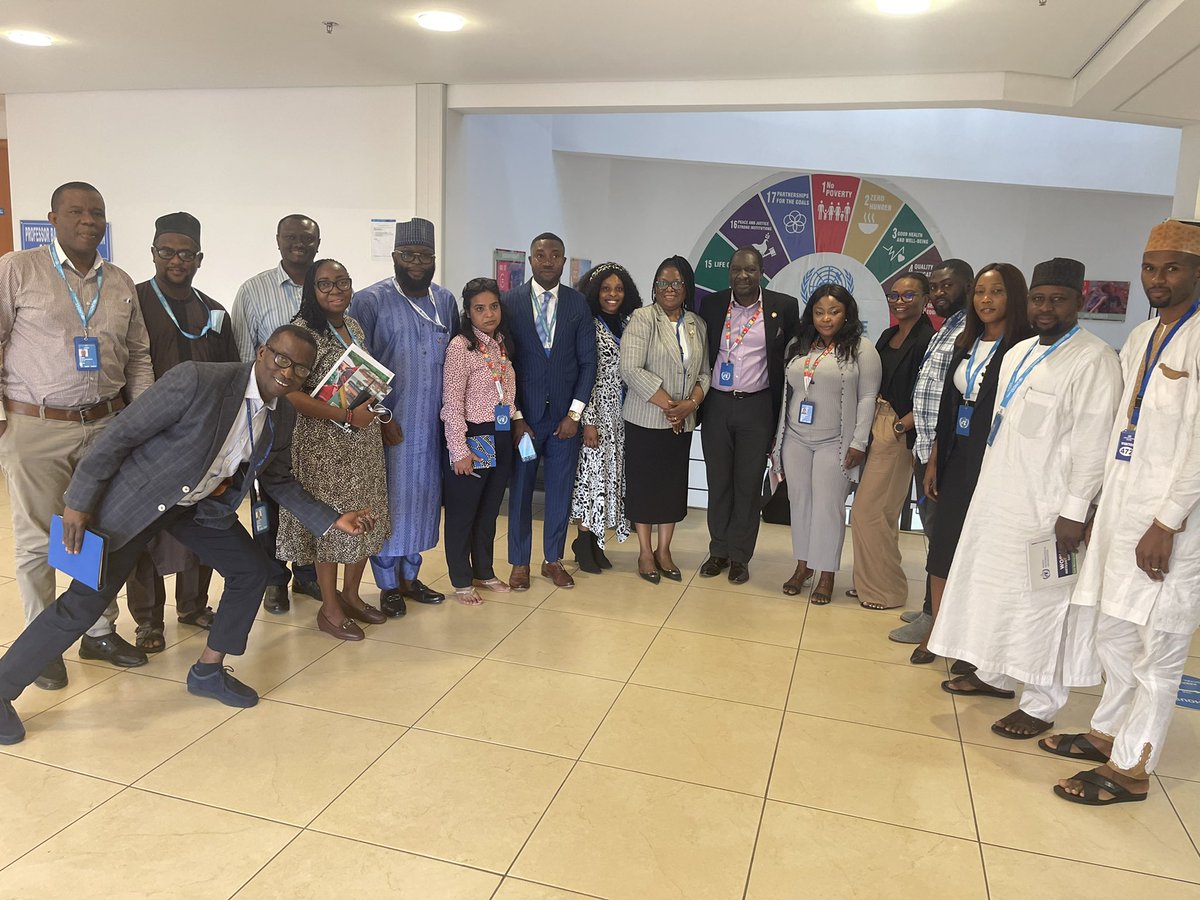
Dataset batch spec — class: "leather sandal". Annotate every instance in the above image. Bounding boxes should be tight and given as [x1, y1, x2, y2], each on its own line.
[1054, 769, 1147, 805]
[782, 566, 813, 596]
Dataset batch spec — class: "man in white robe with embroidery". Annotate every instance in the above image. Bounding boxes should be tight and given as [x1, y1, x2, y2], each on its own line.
[930, 258, 1122, 740]
[1045, 219, 1200, 806]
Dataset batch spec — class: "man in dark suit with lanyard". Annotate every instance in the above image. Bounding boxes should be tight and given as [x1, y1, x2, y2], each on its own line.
[503, 233, 597, 590]
[0, 325, 375, 744]
[697, 246, 800, 584]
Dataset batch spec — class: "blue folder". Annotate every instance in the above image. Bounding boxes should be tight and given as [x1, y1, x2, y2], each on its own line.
[48, 515, 107, 591]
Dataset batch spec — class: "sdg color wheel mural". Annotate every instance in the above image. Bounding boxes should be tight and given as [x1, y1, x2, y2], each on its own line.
[691, 172, 951, 335]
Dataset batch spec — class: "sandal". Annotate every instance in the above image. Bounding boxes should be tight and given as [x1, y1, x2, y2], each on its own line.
[1037, 732, 1109, 763]
[1053, 768, 1148, 806]
[860, 599, 902, 610]
[475, 578, 511, 593]
[782, 566, 814, 596]
[845, 588, 859, 598]
[940, 672, 1016, 699]
[135, 623, 166, 654]
[454, 587, 484, 606]
[177, 607, 215, 629]
[991, 709, 1054, 740]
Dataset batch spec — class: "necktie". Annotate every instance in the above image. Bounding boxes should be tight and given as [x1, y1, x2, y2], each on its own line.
[536, 291, 553, 355]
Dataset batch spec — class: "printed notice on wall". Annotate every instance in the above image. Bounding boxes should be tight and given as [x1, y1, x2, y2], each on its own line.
[370, 218, 398, 261]
[22, 220, 113, 262]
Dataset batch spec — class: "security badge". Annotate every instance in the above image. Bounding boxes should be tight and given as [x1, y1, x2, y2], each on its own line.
[719, 362, 734, 387]
[74, 336, 100, 370]
[494, 404, 511, 432]
[252, 500, 270, 535]
[798, 400, 815, 425]
[1116, 429, 1135, 462]
[956, 404, 973, 436]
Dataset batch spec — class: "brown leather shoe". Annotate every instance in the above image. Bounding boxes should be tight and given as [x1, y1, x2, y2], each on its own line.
[541, 560, 575, 589]
[337, 591, 387, 625]
[509, 565, 531, 591]
[317, 609, 365, 642]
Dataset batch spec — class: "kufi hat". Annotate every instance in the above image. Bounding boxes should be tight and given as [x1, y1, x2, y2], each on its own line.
[394, 217, 435, 249]
[153, 211, 201, 245]
[1145, 219, 1200, 256]
[1029, 257, 1085, 293]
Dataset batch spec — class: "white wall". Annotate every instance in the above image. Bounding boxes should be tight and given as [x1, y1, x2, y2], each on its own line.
[4, 86, 417, 304]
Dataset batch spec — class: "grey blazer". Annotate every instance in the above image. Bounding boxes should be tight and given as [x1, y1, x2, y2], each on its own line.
[65, 361, 338, 550]
[620, 304, 711, 432]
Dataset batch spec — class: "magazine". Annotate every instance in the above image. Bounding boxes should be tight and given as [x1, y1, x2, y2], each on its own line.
[311, 343, 395, 410]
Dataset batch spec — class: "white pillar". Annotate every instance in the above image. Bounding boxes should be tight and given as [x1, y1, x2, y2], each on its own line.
[415, 83, 448, 262]
[1173, 124, 1200, 219]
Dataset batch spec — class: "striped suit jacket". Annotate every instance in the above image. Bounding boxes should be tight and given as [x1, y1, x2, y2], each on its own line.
[620, 304, 711, 432]
[65, 361, 338, 550]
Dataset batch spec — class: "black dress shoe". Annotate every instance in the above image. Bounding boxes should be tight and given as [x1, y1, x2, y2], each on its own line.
[404, 580, 445, 604]
[380, 588, 408, 618]
[262, 585, 289, 615]
[79, 632, 147, 668]
[638, 569, 661, 584]
[0, 699, 25, 745]
[34, 656, 68, 691]
[572, 534, 602, 574]
[654, 552, 682, 582]
[728, 562, 749, 584]
[699, 556, 729, 578]
[291, 579, 321, 600]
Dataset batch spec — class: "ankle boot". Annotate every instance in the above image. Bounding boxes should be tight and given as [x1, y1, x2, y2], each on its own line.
[592, 532, 613, 569]
[572, 533, 602, 574]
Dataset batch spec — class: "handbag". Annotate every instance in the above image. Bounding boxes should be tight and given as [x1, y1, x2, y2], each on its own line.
[761, 471, 791, 525]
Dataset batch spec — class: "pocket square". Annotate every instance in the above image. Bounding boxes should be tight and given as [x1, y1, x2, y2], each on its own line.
[1159, 364, 1189, 380]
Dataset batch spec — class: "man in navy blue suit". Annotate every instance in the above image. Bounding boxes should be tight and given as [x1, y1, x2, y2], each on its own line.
[503, 233, 597, 589]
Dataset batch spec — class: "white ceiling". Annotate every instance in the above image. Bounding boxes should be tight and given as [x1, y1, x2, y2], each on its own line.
[0, 0, 1198, 125]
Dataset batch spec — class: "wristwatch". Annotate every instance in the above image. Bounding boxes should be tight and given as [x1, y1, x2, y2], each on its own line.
[566, 410, 581, 422]
[893, 421, 907, 435]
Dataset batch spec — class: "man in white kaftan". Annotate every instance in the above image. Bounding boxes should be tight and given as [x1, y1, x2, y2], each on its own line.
[929, 258, 1122, 738]
[1046, 219, 1200, 806]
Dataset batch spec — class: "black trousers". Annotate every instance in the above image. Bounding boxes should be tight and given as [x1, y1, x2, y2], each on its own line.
[700, 389, 774, 564]
[0, 506, 272, 702]
[915, 454, 938, 616]
[443, 423, 513, 589]
[125, 553, 214, 628]
[253, 493, 315, 587]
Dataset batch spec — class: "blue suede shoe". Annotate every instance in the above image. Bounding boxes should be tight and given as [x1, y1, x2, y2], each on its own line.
[186, 665, 258, 708]
[0, 698, 26, 745]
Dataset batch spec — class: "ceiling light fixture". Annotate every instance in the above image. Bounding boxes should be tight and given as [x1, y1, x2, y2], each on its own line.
[416, 11, 465, 32]
[875, 0, 932, 14]
[6, 30, 54, 46]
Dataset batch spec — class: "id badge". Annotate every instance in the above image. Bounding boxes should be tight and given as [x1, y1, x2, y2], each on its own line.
[252, 500, 271, 536]
[986, 413, 1003, 447]
[718, 361, 735, 387]
[74, 336, 100, 371]
[494, 404, 511, 432]
[955, 404, 973, 437]
[1115, 429, 1135, 462]
[798, 400, 815, 425]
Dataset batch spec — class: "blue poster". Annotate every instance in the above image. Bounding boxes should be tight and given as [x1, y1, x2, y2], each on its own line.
[1178, 674, 1200, 710]
[20, 220, 112, 262]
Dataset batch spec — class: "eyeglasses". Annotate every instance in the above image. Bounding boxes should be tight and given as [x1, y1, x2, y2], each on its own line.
[263, 344, 312, 379]
[152, 246, 199, 262]
[886, 291, 924, 302]
[396, 250, 435, 264]
[655, 280, 685, 291]
[316, 277, 353, 293]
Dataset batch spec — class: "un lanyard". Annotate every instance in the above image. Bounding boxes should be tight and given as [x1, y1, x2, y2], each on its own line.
[49, 242, 103, 336]
[328, 323, 351, 349]
[997, 326, 1079, 415]
[724, 298, 762, 355]
[1129, 300, 1200, 428]
[479, 340, 508, 402]
[151, 279, 212, 341]
[963, 337, 1000, 403]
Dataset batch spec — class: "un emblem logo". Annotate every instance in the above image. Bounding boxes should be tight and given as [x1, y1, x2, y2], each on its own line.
[801, 266, 855, 302]
[496, 413, 510, 427]
[958, 415, 970, 432]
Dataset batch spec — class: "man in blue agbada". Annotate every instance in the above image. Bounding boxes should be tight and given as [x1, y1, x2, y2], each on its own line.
[351, 218, 458, 615]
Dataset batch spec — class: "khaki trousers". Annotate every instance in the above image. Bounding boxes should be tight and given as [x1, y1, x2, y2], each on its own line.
[850, 401, 913, 609]
[0, 414, 119, 637]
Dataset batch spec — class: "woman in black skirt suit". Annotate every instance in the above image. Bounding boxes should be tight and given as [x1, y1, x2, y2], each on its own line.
[911, 262, 1032, 664]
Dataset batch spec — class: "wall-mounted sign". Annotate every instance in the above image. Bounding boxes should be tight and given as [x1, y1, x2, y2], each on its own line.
[21, 219, 113, 262]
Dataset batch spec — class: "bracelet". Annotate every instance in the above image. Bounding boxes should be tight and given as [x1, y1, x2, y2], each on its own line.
[345, 407, 353, 425]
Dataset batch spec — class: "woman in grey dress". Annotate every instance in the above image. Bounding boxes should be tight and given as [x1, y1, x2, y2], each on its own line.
[771, 284, 880, 604]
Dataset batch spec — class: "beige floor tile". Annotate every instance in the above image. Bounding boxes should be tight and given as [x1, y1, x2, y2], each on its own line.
[418, 659, 621, 757]
[787, 649, 958, 739]
[582, 683, 782, 795]
[236, 830, 502, 899]
[631, 628, 796, 708]
[0, 788, 296, 899]
[770, 713, 976, 838]
[1158, 704, 1200, 782]
[954, 688, 1100, 758]
[266, 639, 478, 725]
[493, 879, 601, 899]
[965, 744, 1200, 882]
[4, 673, 237, 783]
[0, 754, 123, 868]
[539, 572, 684, 626]
[800, 604, 917, 666]
[512, 762, 761, 899]
[312, 729, 571, 872]
[747, 801, 987, 899]
[664, 584, 807, 647]
[129, 617, 338, 694]
[488, 609, 658, 680]
[136, 699, 402, 825]
[1163, 777, 1200, 847]
[363, 596, 532, 656]
[12, 659, 121, 720]
[983, 844, 1200, 899]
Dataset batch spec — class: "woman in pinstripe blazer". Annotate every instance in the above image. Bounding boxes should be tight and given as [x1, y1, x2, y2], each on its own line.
[620, 256, 711, 583]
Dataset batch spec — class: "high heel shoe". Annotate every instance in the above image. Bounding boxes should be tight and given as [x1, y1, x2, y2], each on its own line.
[572, 533, 602, 574]
[593, 532, 613, 569]
[782, 565, 814, 596]
[654, 551, 682, 582]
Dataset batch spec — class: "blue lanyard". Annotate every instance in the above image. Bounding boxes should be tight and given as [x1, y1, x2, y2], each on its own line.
[150, 279, 211, 341]
[535, 289, 558, 347]
[998, 326, 1079, 414]
[244, 399, 275, 476]
[49, 242, 103, 334]
[1130, 300, 1200, 427]
[328, 322, 351, 349]
[963, 338, 1000, 402]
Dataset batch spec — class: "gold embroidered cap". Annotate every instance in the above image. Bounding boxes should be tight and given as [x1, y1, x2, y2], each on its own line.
[1145, 219, 1200, 256]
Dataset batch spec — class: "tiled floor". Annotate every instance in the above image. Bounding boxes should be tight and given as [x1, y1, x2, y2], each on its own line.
[1, 495, 1199, 898]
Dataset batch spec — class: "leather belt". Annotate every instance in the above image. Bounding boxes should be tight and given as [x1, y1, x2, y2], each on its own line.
[3, 396, 125, 423]
[721, 388, 768, 400]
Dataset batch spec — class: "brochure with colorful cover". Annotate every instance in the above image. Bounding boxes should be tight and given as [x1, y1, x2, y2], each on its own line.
[311, 344, 395, 409]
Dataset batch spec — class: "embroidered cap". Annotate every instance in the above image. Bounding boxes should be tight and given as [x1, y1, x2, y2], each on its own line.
[394, 217, 435, 249]
[154, 211, 201, 245]
[1145, 219, 1200, 257]
[1029, 257, 1085, 293]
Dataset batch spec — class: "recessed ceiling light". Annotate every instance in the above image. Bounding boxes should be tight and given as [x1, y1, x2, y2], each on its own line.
[6, 30, 54, 47]
[416, 11, 465, 32]
[876, 0, 932, 14]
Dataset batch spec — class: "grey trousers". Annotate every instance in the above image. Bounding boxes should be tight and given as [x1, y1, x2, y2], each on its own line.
[781, 433, 851, 572]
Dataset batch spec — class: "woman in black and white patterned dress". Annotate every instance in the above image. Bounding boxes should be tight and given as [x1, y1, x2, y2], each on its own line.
[569, 263, 642, 573]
